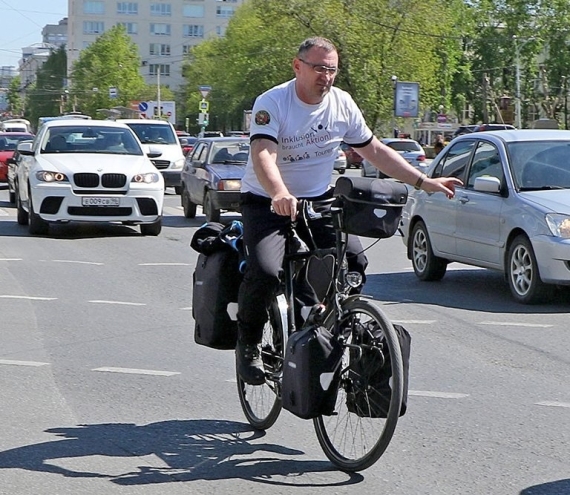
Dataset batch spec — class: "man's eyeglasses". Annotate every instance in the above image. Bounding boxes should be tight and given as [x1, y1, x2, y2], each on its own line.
[298, 58, 339, 76]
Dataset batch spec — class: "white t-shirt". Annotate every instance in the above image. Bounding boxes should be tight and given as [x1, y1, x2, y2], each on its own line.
[242, 79, 373, 198]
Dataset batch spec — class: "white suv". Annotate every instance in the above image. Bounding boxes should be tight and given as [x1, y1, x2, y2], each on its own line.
[118, 119, 185, 194]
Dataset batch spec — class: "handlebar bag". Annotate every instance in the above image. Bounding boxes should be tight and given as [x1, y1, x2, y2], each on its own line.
[282, 324, 343, 419]
[333, 176, 408, 238]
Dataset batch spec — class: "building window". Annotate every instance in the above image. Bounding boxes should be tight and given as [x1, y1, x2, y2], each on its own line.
[117, 22, 138, 34]
[183, 25, 204, 38]
[83, 1, 105, 14]
[182, 45, 192, 54]
[216, 5, 235, 17]
[150, 23, 171, 36]
[149, 64, 170, 76]
[117, 2, 138, 15]
[183, 5, 204, 17]
[83, 21, 105, 35]
[150, 3, 171, 16]
[216, 26, 226, 36]
[149, 43, 171, 56]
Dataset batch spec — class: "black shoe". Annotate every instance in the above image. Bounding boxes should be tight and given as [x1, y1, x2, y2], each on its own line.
[236, 341, 265, 385]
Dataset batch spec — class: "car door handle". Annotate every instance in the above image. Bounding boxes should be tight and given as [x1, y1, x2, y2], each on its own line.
[458, 195, 470, 204]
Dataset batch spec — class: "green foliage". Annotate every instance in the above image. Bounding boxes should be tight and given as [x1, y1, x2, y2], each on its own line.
[180, 0, 466, 134]
[7, 76, 22, 115]
[70, 25, 145, 117]
[25, 46, 68, 125]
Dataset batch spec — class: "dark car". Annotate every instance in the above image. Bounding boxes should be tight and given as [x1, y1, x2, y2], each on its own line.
[452, 125, 478, 139]
[340, 142, 363, 168]
[472, 123, 516, 132]
[179, 136, 197, 156]
[181, 137, 249, 222]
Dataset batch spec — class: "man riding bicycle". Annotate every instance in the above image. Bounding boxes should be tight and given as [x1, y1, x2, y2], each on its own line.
[236, 36, 461, 385]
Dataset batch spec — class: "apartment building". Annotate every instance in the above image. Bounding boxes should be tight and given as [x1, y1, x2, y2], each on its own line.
[67, 0, 244, 91]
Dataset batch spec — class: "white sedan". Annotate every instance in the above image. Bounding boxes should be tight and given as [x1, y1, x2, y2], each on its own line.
[15, 119, 164, 236]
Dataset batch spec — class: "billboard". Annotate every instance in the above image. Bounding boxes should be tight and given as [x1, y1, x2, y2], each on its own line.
[394, 82, 420, 118]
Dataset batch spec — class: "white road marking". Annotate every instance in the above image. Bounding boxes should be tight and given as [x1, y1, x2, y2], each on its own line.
[180, 306, 192, 311]
[163, 206, 183, 215]
[0, 258, 22, 261]
[0, 209, 9, 217]
[409, 390, 469, 399]
[49, 259, 104, 265]
[393, 319, 436, 324]
[92, 367, 180, 376]
[0, 359, 50, 367]
[536, 401, 570, 408]
[89, 300, 146, 306]
[0, 295, 57, 301]
[479, 321, 553, 328]
[138, 262, 191, 266]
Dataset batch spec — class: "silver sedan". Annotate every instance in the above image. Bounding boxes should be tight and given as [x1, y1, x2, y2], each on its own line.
[400, 129, 570, 304]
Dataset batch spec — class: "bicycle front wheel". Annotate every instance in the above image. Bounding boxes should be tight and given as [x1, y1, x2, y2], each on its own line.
[236, 296, 286, 430]
[313, 298, 404, 472]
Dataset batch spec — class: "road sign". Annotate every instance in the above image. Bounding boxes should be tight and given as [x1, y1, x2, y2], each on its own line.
[198, 113, 209, 125]
[109, 86, 118, 99]
[138, 101, 148, 112]
[198, 85, 211, 98]
[199, 100, 209, 112]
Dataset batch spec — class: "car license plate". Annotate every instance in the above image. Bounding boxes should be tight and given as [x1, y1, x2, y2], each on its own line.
[82, 197, 120, 207]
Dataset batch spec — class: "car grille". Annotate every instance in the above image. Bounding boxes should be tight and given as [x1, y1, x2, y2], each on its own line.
[68, 206, 133, 216]
[151, 159, 170, 170]
[74, 173, 127, 188]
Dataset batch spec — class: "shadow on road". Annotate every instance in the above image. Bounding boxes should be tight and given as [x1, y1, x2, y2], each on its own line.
[0, 419, 363, 486]
[521, 479, 570, 494]
[365, 268, 570, 314]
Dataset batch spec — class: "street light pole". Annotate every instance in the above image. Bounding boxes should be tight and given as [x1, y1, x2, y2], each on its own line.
[514, 36, 534, 129]
[391, 75, 398, 138]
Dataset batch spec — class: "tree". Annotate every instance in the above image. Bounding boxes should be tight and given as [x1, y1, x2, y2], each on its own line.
[25, 46, 68, 125]
[6, 76, 23, 116]
[70, 25, 145, 117]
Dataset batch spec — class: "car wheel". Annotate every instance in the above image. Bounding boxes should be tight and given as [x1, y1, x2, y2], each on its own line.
[28, 191, 49, 236]
[338, 168, 346, 175]
[140, 217, 162, 236]
[182, 188, 197, 218]
[174, 185, 182, 195]
[506, 234, 552, 304]
[8, 190, 15, 204]
[16, 187, 28, 226]
[410, 221, 447, 281]
[203, 191, 220, 222]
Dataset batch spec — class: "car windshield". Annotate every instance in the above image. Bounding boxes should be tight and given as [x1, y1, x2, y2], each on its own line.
[508, 141, 570, 190]
[126, 123, 178, 145]
[387, 141, 421, 152]
[211, 141, 250, 163]
[0, 134, 34, 151]
[40, 126, 143, 155]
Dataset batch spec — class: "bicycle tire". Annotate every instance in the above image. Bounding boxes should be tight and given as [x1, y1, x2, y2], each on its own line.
[236, 296, 286, 430]
[313, 298, 404, 471]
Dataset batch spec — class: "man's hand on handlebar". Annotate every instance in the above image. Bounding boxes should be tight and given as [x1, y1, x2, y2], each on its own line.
[271, 193, 298, 221]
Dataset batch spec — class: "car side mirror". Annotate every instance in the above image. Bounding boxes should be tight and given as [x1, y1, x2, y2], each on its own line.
[147, 147, 162, 159]
[473, 176, 501, 193]
[17, 142, 33, 155]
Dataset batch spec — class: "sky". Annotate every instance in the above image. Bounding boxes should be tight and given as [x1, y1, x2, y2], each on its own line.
[0, 1, 68, 68]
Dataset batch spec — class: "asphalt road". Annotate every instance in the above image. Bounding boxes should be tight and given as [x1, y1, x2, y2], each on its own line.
[0, 174, 569, 495]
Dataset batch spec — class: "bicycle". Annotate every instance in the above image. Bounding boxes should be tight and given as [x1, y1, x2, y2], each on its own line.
[236, 177, 407, 472]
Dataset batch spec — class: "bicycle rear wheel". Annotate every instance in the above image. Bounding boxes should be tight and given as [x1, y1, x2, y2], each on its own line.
[313, 298, 404, 471]
[236, 296, 286, 430]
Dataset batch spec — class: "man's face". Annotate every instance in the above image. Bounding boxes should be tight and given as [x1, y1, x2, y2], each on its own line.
[293, 47, 339, 104]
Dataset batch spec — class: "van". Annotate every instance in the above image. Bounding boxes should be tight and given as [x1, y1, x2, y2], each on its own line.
[0, 119, 31, 133]
[117, 119, 185, 194]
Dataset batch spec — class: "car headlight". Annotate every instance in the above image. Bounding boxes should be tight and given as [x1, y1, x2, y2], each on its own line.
[546, 213, 570, 238]
[132, 173, 161, 184]
[171, 158, 185, 170]
[218, 179, 241, 191]
[36, 171, 68, 182]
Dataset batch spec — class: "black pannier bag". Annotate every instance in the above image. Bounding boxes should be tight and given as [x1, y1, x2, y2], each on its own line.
[282, 323, 344, 419]
[346, 323, 411, 418]
[333, 176, 408, 238]
[191, 221, 244, 350]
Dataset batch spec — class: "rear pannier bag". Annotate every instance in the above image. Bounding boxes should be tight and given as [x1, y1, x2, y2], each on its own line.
[191, 221, 244, 350]
[333, 176, 408, 238]
[282, 324, 343, 419]
[346, 323, 411, 418]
